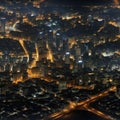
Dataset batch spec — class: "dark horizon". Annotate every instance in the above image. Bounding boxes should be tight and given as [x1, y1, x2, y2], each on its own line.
[47, 0, 115, 5]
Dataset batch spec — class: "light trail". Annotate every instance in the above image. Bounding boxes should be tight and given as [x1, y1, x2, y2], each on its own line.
[19, 40, 29, 56]
[29, 60, 36, 68]
[28, 43, 39, 68]
[67, 83, 95, 90]
[77, 86, 116, 106]
[46, 42, 54, 63]
[49, 86, 116, 120]
[109, 21, 118, 27]
[97, 26, 104, 33]
[35, 43, 39, 61]
[87, 107, 114, 120]
[19, 40, 29, 57]
[13, 20, 20, 28]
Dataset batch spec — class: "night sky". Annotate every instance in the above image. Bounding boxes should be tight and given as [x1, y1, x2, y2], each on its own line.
[48, 0, 114, 5]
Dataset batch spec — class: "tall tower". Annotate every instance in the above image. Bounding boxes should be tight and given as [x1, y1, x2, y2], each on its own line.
[117, 22, 120, 34]
[65, 52, 70, 64]
[75, 45, 84, 70]
[116, 85, 120, 99]
[0, 18, 6, 33]
[75, 45, 81, 61]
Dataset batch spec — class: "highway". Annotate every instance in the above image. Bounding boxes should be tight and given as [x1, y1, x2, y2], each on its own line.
[48, 86, 116, 120]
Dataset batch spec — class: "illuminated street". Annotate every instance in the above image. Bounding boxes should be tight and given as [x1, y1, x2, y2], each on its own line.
[49, 86, 116, 120]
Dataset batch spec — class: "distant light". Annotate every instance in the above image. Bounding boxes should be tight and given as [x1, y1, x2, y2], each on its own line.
[0, 17, 6, 20]
[31, 13, 36, 17]
[49, 30, 52, 32]
[98, 18, 103, 22]
[39, 31, 43, 34]
[33, 94, 36, 98]
[53, 23, 56, 26]
[66, 52, 70, 55]
[109, 79, 113, 82]
[79, 79, 82, 83]
[47, 23, 52, 27]
[56, 33, 60, 36]
[78, 60, 83, 63]
[102, 52, 114, 57]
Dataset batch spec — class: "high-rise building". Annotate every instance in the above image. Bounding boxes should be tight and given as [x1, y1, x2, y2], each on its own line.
[116, 85, 120, 99]
[77, 57, 84, 70]
[0, 18, 6, 33]
[75, 45, 81, 61]
[115, 21, 120, 34]
[65, 52, 70, 64]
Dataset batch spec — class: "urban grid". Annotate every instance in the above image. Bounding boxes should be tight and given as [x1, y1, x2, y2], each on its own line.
[0, 0, 120, 120]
